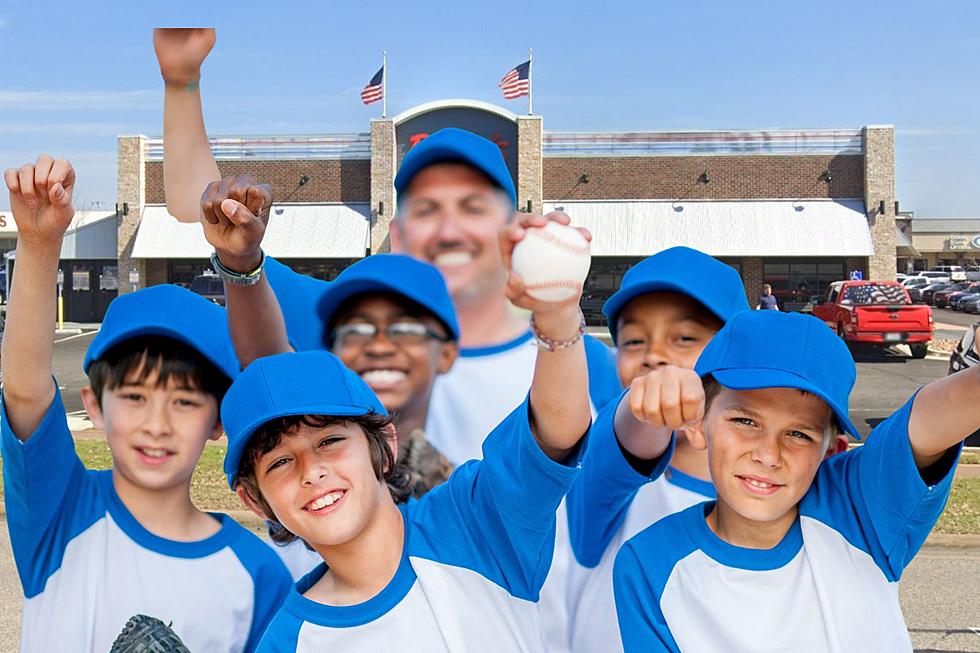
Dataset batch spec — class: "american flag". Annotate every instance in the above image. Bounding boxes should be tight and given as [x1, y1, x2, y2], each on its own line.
[499, 60, 530, 100]
[361, 66, 384, 105]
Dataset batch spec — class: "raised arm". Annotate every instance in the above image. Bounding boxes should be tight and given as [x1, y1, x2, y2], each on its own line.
[908, 333, 980, 469]
[500, 212, 592, 461]
[1, 157, 76, 438]
[614, 365, 700, 467]
[199, 176, 291, 367]
[153, 28, 221, 222]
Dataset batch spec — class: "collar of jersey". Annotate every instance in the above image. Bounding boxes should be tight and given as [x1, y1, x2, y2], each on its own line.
[283, 505, 417, 627]
[683, 501, 804, 571]
[100, 471, 238, 557]
[459, 330, 534, 358]
[665, 467, 716, 499]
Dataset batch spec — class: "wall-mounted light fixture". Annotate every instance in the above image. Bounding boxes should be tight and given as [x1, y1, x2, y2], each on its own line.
[698, 171, 710, 184]
[578, 173, 590, 184]
[819, 170, 832, 183]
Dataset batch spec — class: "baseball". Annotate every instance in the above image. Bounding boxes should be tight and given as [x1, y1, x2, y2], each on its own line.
[511, 221, 592, 302]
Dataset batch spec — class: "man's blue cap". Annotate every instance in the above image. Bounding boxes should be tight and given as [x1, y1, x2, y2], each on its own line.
[603, 247, 749, 342]
[83, 284, 239, 382]
[222, 350, 388, 487]
[394, 127, 516, 207]
[694, 310, 860, 439]
[317, 254, 459, 347]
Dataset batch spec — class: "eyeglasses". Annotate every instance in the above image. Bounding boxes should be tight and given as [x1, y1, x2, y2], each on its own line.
[332, 321, 451, 348]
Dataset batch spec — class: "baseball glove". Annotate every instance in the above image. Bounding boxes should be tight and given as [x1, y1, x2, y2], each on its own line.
[110, 614, 192, 652]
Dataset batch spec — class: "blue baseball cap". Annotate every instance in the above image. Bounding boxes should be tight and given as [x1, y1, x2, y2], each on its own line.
[83, 284, 239, 382]
[603, 247, 749, 342]
[222, 350, 388, 487]
[694, 310, 860, 439]
[394, 127, 517, 207]
[317, 254, 459, 347]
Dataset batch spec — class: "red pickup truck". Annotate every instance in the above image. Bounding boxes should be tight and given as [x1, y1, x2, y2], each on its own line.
[812, 281, 933, 358]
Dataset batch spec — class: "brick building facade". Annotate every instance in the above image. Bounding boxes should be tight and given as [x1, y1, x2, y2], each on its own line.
[115, 99, 896, 324]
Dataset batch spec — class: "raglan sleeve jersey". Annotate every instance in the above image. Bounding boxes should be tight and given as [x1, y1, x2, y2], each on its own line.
[566, 390, 675, 568]
[1, 386, 292, 653]
[611, 394, 962, 653]
[256, 395, 589, 652]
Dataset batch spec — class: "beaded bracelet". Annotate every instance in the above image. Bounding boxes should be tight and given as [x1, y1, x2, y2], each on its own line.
[530, 310, 587, 352]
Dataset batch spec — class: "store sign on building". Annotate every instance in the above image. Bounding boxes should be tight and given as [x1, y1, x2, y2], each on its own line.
[972, 235, 980, 249]
[949, 235, 970, 250]
[395, 106, 518, 189]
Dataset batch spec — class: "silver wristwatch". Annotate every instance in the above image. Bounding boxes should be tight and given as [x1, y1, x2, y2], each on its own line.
[210, 250, 265, 286]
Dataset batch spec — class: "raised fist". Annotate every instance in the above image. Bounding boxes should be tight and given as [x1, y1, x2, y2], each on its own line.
[626, 365, 705, 430]
[200, 175, 272, 272]
[153, 28, 216, 85]
[3, 156, 75, 245]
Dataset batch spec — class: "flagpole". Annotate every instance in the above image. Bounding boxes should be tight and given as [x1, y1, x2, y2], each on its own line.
[527, 48, 533, 116]
[382, 50, 388, 119]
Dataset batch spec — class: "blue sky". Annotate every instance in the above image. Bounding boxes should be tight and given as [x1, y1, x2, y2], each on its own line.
[1, 0, 979, 215]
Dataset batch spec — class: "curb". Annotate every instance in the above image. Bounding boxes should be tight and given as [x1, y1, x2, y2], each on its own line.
[923, 533, 980, 548]
[54, 328, 83, 336]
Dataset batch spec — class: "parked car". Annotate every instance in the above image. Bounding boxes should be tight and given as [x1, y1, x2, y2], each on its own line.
[812, 280, 933, 359]
[934, 282, 972, 308]
[931, 265, 967, 282]
[949, 284, 980, 311]
[918, 270, 953, 284]
[188, 273, 225, 306]
[901, 276, 929, 287]
[896, 273, 908, 282]
[920, 282, 951, 305]
[907, 286, 924, 304]
[947, 321, 980, 446]
[955, 290, 980, 313]
[964, 296, 980, 314]
[966, 266, 980, 281]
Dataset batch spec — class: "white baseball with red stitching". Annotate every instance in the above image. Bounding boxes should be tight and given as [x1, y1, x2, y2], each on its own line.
[511, 221, 592, 302]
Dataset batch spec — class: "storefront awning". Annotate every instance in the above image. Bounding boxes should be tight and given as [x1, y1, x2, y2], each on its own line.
[132, 204, 371, 259]
[895, 224, 919, 257]
[543, 199, 874, 257]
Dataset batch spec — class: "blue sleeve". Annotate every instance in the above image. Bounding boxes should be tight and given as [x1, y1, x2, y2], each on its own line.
[584, 334, 622, 412]
[802, 393, 962, 581]
[264, 256, 332, 352]
[613, 537, 681, 653]
[229, 528, 293, 653]
[1, 387, 104, 597]
[254, 610, 302, 653]
[407, 396, 585, 600]
[566, 390, 675, 567]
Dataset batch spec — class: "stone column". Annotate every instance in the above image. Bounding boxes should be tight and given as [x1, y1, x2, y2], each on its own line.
[517, 116, 543, 214]
[116, 135, 147, 294]
[369, 119, 396, 253]
[863, 125, 896, 281]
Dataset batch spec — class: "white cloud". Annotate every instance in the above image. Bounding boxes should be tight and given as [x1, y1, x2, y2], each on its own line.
[0, 89, 158, 111]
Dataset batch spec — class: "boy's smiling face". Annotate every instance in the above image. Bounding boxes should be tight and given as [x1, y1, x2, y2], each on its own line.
[331, 294, 457, 417]
[249, 421, 395, 549]
[692, 385, 834, 541]
[85, 369, 223, 494]
[615, 292, 723, 386]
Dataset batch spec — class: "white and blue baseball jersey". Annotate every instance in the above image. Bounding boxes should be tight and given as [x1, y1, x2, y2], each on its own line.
[426, 331, 617, 653]
[254, 396, 585, 652]
[1, 389, 292, 653]
[613, 396, 961, 653]
[565, 393, 683, 653]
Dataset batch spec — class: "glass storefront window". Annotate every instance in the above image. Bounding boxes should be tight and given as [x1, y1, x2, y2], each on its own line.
[764, 259, 844, 311]
[100, 265, 118, 291]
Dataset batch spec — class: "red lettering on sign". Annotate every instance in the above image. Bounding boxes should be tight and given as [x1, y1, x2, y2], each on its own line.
[407, 132, 430, 150]
[490, 131, 510, 157]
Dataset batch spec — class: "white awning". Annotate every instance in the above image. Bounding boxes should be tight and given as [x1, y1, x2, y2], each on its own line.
[132, 204, 370, 259]
[543, 199, 874, 257]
